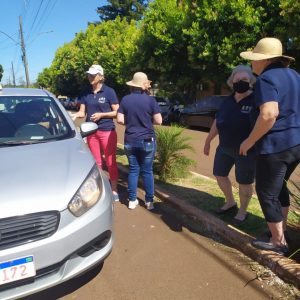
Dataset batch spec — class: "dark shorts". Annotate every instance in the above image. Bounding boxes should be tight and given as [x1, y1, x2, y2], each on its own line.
[213, 146, 256, 184]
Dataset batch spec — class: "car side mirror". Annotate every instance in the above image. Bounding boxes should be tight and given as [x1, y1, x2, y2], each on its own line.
[80, 122, 98, 138]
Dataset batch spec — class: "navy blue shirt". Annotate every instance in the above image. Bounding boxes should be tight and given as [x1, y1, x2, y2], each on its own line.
[216, 93, 254, 149]
[253, 64, 300, 154]
[118, 91, 161, 143]
[78, 84, 119, 131]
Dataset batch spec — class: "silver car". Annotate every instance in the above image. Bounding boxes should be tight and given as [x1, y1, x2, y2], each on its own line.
[0, 88, 114, 299]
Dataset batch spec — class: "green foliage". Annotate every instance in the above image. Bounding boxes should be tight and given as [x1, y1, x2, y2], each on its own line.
[97, 0, 148, 23]
[0, 64, 3, 82]
[37, 0, 300, 102]
[184, 0, 262, 93]
[37, 18, 139, 97]
[135, 0, 198, 101]
[154, 125, 195, 182]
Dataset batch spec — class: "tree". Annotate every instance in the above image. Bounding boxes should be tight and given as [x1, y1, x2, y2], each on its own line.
[97, 0, 148, 23]
[38, 18, 140, 97]
[184, 0, 263, 94]
[135, 0, 199, 102]
[278, 0, 300, 70]
[36, 67, 52, 90]
[0, 64, 3, 82]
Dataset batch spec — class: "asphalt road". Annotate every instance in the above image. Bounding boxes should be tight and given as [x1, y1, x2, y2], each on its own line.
[25, 179, 277, 300]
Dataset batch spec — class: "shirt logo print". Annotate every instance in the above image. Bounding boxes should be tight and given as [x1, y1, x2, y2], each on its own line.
[241, 105, 252, 113]
[98, 97, 106, 104]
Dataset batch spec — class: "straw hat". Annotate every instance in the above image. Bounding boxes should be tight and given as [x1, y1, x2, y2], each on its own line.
[240, 37, 294, 61]
[126, 72, 151, 88]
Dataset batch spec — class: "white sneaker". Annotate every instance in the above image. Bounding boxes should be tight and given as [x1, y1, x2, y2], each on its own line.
[128, 199, 139, 210]
[146, 202, 154, 210]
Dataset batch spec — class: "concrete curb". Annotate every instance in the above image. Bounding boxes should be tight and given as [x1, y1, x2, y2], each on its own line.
[118, 165, 300, 289]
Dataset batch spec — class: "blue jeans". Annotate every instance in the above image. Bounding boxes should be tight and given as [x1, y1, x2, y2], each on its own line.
[124, 139, 156, 202]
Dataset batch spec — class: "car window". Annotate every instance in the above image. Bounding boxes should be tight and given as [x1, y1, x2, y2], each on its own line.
[0, 96, 73, 144]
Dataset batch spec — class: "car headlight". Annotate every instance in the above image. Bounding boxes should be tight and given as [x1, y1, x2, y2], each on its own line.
[68, 166, 103, 217]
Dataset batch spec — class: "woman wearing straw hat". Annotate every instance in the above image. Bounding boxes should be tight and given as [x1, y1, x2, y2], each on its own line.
[204, 65, 256, 226]
[117, 72, 162, 210]
[239, 37, 300, 255]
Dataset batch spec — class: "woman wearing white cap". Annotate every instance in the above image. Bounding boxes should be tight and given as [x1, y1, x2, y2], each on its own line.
[240, 37, 300, 255]
[117, 72, 162, 210]
[73, 64, 120, 201]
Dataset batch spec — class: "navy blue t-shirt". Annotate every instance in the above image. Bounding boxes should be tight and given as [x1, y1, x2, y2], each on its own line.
[78, 84, 119, 131]
[252, 64, 300, 154]
[216, 93, 254, 149]
[118, 91, 161, 143]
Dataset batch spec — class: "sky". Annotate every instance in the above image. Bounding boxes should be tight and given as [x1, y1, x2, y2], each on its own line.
[0, 0, 107, 85]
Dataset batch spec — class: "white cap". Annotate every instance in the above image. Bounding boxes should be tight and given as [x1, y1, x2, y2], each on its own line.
[86, 64, 104, 75]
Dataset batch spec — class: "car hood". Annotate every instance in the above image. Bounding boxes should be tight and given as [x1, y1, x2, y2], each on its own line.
[0, 138, 95, 218]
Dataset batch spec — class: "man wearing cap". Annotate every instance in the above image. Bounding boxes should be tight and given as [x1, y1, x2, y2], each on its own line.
[117, 72, 162, 210]
[73, 64, 120, 201]
[239, 37, 300, 255]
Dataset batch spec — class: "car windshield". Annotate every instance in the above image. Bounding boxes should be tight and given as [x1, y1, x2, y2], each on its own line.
[0, 96, 73, 145]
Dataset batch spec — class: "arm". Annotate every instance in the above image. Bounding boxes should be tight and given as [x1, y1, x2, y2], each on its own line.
[90, 104, 119, 122]
[239, 101, 279, 155]
[117, 112, 125, 125]
[71, 104, 86, 120]
[203, 119, 218, 156]
[153, 113, 162, 125]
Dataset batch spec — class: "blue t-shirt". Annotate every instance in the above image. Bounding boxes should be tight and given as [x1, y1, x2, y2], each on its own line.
[78, 84, 119, 131]
[252, 64, 300, 154]
[216, 93, 254, 149]
[118, 91, 161, 143]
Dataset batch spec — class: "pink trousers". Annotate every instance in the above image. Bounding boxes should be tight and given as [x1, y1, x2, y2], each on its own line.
[87, 130, 118, 181]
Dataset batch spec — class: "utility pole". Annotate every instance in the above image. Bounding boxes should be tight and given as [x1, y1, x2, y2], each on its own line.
[11, 62, 16, 87]
[19, 16, 30, 87]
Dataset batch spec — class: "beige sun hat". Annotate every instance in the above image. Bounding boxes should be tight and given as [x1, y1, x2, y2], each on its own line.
[240, 37, 294, 61]
[126, 72, 151, 88]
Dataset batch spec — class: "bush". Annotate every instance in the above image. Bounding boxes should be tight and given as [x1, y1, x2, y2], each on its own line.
[154, 125, 195, 182]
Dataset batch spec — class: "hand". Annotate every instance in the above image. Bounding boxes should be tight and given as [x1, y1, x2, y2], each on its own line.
[90, 113, 102, 122]
[71, 111, 85, 120]
[203, 141, 210, 156]
[239, 138, 255, 156]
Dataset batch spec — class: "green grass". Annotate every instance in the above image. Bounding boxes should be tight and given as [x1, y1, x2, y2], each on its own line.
[157, 174, 268, 236]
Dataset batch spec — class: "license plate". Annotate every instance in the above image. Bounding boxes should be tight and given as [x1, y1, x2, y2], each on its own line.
[0, 256, 36, 285]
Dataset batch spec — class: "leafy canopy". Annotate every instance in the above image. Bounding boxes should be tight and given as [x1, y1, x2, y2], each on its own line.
[97, 0, 148, 23]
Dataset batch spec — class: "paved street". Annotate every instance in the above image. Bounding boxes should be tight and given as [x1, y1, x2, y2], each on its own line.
[24, 178, 282, 300]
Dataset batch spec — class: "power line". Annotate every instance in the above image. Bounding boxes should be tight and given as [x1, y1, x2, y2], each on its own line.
[29, 0, 45, 34]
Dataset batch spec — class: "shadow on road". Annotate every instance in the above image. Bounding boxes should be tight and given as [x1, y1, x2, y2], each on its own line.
[21, 263, 103, 300]
[117, 170, 300, 262]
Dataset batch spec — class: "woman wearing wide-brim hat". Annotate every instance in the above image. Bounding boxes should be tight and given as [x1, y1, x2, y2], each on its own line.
[117, 72, 162, 210]
[239, 37, 300, 255]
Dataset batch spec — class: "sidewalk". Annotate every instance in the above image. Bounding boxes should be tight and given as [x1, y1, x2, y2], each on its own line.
[118, 165, 300, 290]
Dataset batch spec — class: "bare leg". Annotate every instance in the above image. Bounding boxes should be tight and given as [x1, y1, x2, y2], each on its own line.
[215, 176, 236, 209]
[235, 183, 253, 220]
[268, 221, 287, 246]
